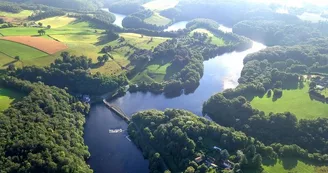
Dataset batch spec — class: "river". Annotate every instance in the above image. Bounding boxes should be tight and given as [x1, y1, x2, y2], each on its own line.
[84, 25, 266, 173]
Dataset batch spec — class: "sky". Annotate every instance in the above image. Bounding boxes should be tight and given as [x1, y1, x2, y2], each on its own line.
[248, 0, 328, 8]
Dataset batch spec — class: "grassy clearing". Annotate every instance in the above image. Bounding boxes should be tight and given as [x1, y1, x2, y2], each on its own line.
[263, 158, 316, 173]
[132, 63, 171, 83]
[37, 16, 76, 28]
[144, 13, 171, 26]
[190, 29, 225, 46]
[0, 10, 33, 18]
[143, 0, 179, 11]
[120, 33, 169, 50]
[251, 82, 328, 119]
[0, 87, 24, 111]
[0, 39, 48, 60]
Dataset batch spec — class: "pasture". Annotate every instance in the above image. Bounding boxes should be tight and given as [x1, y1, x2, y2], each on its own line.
[144, 13, 171, 26]
[0, 39, 48, 60]
[190, 29, 226, 46]
[250, 83, 328, 119]
[0, 87, 24, 111]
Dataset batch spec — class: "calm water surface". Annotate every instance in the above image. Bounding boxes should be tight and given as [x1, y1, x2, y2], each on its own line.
[84, 26, 266, 173]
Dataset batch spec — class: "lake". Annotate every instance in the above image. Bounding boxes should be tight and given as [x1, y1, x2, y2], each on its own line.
[164, 21, 189, 32]
[84, 26, 266, 173]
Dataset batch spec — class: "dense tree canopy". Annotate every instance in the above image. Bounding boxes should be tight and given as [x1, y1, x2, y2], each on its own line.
[0, 76, 92, 173]
[129, 109, 277, 173]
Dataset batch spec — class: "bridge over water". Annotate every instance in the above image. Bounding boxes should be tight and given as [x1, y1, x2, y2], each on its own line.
[103, 99, 130, 122]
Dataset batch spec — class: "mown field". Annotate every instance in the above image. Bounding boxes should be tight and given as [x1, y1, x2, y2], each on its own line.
[144, 13, 171, 26]
[0, 87, 24, 111]
[0, 39, 48, 60]
[251, 82, 328, 119]
[190, 29, 226, 46]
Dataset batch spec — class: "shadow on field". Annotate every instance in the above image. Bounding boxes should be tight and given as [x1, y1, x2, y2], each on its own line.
[95, 35, 115, 46]
[2, 60, 17, 67]
[281, 157, 298, 170]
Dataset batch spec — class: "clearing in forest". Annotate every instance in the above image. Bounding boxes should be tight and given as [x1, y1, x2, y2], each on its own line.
[262, 158, 323, 173]
[144, 13, 171, 26]
[0, 36, 68, 54]
[190, 28, 226, 46]
[119, 33, 169, 50]
[250, 82, 328, 119]
[0, 87, 24, 111]
[37, 16, 76, 28]
[0, 39, 48, 60]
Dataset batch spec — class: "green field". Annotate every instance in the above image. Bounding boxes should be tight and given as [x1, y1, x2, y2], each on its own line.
[0, 87, 24, 111]
[0, 40, 48, 60]
[0, 10, 33, 19]
[144, 13, 171, 26]
[38, 16, 76, 28]
[120, 33, 169, 50]
[190, 29, 225, 46]
[263, 158, 316, 173]
[251, 83, 328, 119]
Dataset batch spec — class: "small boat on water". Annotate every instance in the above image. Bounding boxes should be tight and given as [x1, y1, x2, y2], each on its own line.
[108, 129, 124, 134]
[126, 135, 131, 142]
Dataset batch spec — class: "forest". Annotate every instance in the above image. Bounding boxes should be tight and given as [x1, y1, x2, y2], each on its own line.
[128, 109, 277, 173]
[0, 76, 92, 172]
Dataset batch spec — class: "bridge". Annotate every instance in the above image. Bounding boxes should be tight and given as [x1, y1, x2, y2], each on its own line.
[103, 99, 130, 122]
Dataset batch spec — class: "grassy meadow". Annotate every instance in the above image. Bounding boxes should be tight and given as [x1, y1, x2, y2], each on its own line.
[37, 16, 76, 28]
[144, 13, 171, 26]
[190, 29, 226, 46]
[251, 82, 328, 119]
[0, 87, 24, 111]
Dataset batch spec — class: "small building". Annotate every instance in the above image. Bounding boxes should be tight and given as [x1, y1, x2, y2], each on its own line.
[82, 95, 91, 103]
[213, 146, 222, 151]
[316, 85, 324, 90]
[194, 156, 203, 163]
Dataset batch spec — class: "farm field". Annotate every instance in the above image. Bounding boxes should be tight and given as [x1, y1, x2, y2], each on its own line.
[0, 39, 48, 60]
[250, 82, 328, 119]
[190, 29, 226, 46]
[0, 87, 24, 111]
[1, 36, 68, 54]
[143, 0, 179, 11]
[263, 158, 318, 173]
[144, 13, 171, 26]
